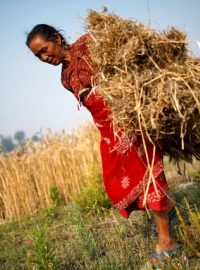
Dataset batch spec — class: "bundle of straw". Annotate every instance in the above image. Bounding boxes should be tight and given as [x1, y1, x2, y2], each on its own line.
[86, 10, 200, 162]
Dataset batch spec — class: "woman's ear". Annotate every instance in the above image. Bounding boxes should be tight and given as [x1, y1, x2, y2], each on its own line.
[54, 33, 62, 45]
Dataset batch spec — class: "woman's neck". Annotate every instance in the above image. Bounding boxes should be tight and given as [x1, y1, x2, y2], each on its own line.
[62, 46, 71, 64]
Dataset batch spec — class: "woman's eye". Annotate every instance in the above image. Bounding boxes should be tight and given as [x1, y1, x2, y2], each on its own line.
[41, 47, 47, 53]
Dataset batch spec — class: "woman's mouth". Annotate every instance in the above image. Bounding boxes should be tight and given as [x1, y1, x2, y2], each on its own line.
[48, 57, 60, 65]
[47, 57, 54, 64]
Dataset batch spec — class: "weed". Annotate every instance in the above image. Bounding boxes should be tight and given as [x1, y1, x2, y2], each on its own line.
[69, 203, 99, 260]
[176, 198, 200, 257]
[50, 186, 61, 207]
[72, 182, 112, 216]
[29, 225, 61, 270]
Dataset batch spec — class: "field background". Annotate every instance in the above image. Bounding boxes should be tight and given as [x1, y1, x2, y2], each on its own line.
[0, 123, 200, 269]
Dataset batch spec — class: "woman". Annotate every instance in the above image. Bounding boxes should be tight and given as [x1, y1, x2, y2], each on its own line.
[26, 24, 179, 268]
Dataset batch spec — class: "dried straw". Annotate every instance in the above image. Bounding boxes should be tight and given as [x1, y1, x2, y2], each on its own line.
[86, 10, 200, 162]
[0, 123, 101, 221]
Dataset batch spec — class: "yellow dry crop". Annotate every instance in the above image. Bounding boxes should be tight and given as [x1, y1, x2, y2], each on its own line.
[0, 123, 100, 221]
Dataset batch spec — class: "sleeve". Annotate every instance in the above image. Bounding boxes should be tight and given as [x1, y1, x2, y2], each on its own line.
[70, 39, 96, 100]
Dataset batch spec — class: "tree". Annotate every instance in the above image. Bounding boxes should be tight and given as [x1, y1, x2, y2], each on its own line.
[32, 134, 41, 142]
[14, 131, 26, 146]
[0, 136, 15, 152]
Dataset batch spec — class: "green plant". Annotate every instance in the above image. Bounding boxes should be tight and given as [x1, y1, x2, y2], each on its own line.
[50, 186, 61, 207]
[71, 180, 112, 216]
[69, 203, 99, 259]
[29, 225, 61, 270]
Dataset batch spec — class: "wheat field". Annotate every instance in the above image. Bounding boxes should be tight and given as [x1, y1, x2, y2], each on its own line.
[0, 123, 101, 222]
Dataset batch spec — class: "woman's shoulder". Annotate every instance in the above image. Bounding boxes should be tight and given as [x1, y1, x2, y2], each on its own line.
[70, 34, 89, 57]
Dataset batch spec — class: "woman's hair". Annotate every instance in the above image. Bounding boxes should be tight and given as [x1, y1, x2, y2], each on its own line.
[26, 24, 67, 47]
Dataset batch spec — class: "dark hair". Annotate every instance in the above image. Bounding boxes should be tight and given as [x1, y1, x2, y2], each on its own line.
[26, 24, 67, 47]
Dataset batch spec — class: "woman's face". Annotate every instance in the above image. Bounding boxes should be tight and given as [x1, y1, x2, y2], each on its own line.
[29, 34, 65, 66]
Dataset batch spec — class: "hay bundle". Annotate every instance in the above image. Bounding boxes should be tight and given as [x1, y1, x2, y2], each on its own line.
[86, 10, 200, 162]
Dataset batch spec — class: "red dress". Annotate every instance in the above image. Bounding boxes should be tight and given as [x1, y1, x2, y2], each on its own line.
[61, 35, 169, 218]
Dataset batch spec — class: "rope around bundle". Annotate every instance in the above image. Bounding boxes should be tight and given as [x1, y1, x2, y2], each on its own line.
[86, 10, 200, 162]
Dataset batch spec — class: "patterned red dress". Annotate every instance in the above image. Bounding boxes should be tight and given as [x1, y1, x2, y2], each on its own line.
[61, 35, 169, 218]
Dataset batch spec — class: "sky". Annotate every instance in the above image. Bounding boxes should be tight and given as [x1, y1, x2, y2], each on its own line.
[1, 0, 200, 138]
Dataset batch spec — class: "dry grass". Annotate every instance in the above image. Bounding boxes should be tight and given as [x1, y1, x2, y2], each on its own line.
[176, 198, 200, 257]
[0, 122, 101, 222]
[86, 10, 200, 162]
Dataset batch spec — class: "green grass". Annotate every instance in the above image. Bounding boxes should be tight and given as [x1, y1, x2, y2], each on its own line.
[0, 177, 200, 269]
